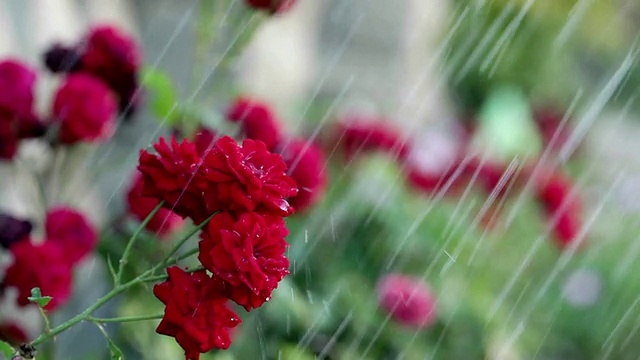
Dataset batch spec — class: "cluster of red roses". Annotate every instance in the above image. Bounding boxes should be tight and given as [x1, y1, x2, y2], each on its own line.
[137, 133, 299, 359]
[0, 25, 140, 160]
[125, 96, 327, 245]
[0, 207, 97, 344]
[331, 112, 583, 248]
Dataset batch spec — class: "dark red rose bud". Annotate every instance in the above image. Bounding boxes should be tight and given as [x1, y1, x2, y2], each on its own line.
[226, 97, 283, 151]
[0, 214, 32, 248]
[43, 44, 82, 73]
[244, 0, 296, 13]
[193, 127, 220, 156]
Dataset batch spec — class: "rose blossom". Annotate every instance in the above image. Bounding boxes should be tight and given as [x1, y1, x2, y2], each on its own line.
[52, 73, 117, 144]
[198, 212, 290, 311]
[535, 171, 583, 248]
[199, 136, 298, 217]
[277, 137, 327, 213]
[3, 240, 72, 311]
[154, 267, 241, 360]
[226, 97, 283, 151]
[333, 116, 411, 160]
[377, 274, 437, 329]
[45, 206, 98, 265]
[126, 172, 184, 237]
[0, 60, 45, 159]
[138, 136, 209, 224]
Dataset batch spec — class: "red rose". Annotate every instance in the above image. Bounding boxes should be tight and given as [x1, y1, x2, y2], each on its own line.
[52, 73, 117, 144]
[200, 136, 298, 216]
[154, 267, 241, 360]
[0, 60, 45, 159]
[0, 60, 36, 117]
[138, 136, 210, 224]
[45, 206, 98, 265]
[192, 127, 219, 156]
[198, 212, 290, 311]
[226, 97, 283, 151]
[244, 0, 296, 13]
[79, 25, 141, 115]
[126, 172, 184, 237]
[377, 274, 437, 329]
[535, 171, 583, 248]
[534, 107, 573, 154]
[333, 116, 411, 160]
[277, 138, 327, 213]
[3, 240, 72, 311]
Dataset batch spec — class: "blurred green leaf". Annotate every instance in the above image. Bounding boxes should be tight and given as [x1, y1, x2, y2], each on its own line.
[0, 340, 13, 358]
[141, 67, 179, 124]
[474, 85, 543, 159]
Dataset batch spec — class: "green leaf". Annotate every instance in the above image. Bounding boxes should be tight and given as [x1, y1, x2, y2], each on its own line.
[0, 340, 14, 358]
[474, 85, 543, 159]
[95, 323, 124, 360]
[141, 67, 179, 125]
[28, 287, 53, 308]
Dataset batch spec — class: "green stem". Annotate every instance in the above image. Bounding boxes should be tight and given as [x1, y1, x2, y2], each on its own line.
[30, 212, 216, 349]
[149, 212, 218, 275]
[32, 277, 144, 346]
[116, 202, 164, 285]
[86, 314, 164, 324]
[143, 265, 206, 283]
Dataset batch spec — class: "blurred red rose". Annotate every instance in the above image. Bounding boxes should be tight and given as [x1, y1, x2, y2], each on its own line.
[80, 25, 141, 115]
[3, 240, 72, 311]
[377, 274, 437, 329]
[45, 206, 98, 265]
[0, 60, 45, 159]
[333, 116, 411, 160]
[52, 73, 117, 144]
[278, 137, 327, 213]
[226, 97, 283, 151]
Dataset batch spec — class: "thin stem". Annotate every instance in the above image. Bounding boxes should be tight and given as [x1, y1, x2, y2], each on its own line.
[86, 314, 164, 324]
[116, 202, 165, 285]
[31, 279, 141, 347]
[38, 308, 51, 334]
[30, 212, 216, 349]
[143, 265, 206, 283]
[150, 212, 218, 275]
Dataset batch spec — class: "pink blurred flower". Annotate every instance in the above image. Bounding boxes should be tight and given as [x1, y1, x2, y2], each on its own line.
[377, 274, 437, 329]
